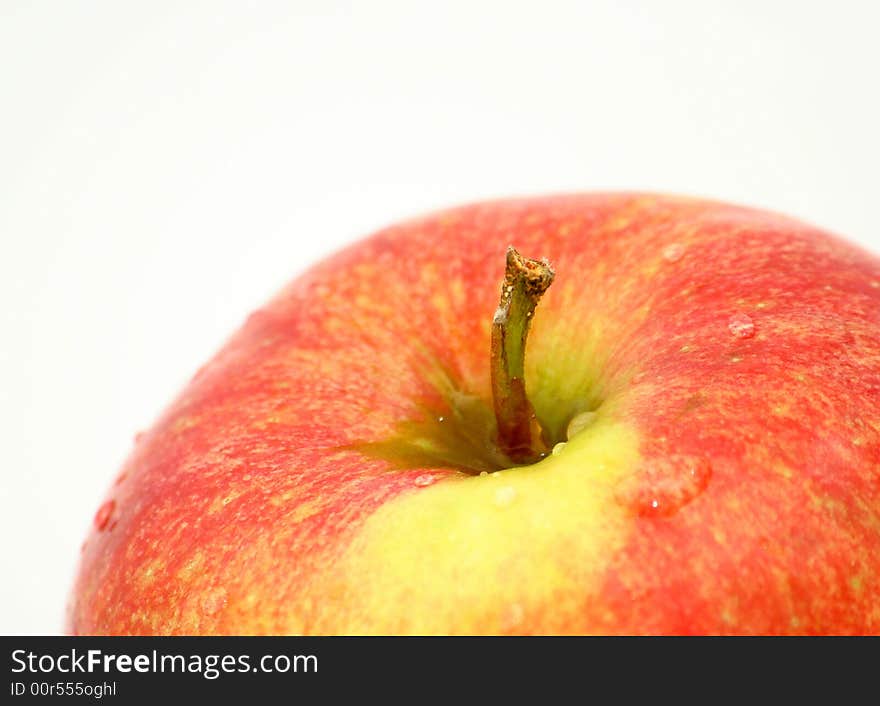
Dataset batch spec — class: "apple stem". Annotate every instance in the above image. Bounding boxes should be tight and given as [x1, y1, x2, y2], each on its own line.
[490, 247, 554, 464]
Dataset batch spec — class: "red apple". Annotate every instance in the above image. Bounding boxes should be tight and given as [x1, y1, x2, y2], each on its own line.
[68, 193, 880, 635]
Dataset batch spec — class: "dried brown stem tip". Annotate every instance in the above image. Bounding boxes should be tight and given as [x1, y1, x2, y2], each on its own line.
[490, 247, 554, 464]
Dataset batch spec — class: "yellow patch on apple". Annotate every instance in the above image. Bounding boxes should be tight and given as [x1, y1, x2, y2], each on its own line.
[312, 415, 641, 634]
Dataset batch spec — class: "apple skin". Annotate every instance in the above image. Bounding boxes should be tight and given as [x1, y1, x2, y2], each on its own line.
[68, 193, 880, 635]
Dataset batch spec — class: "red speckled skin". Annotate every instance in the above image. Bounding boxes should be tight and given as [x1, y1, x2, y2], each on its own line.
[68, 194, 880, 634]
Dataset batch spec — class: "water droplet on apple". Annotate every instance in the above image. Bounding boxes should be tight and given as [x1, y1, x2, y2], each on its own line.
[728, 313, 755, 339]
[93, 500, 116, 531]
[437, 416, 445, 423]
[551, 442, 566, 456]
[413, 473, 436, 487]
[613, 455, 712, 517]
[245, 308, 270, 327]
[201, 587, 228, 615]
[662, 243, 685, 263]
[479, 471, 489, 477]
[502, 602, 524, 630]
[494, 486, 517, 507]
[566, 411, 597, 439]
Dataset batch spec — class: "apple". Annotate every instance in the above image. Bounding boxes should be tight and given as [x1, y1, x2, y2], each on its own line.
[68, 193, 880, 635]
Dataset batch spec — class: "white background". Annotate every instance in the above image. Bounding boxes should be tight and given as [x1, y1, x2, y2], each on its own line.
[1, 1, 878, 635]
